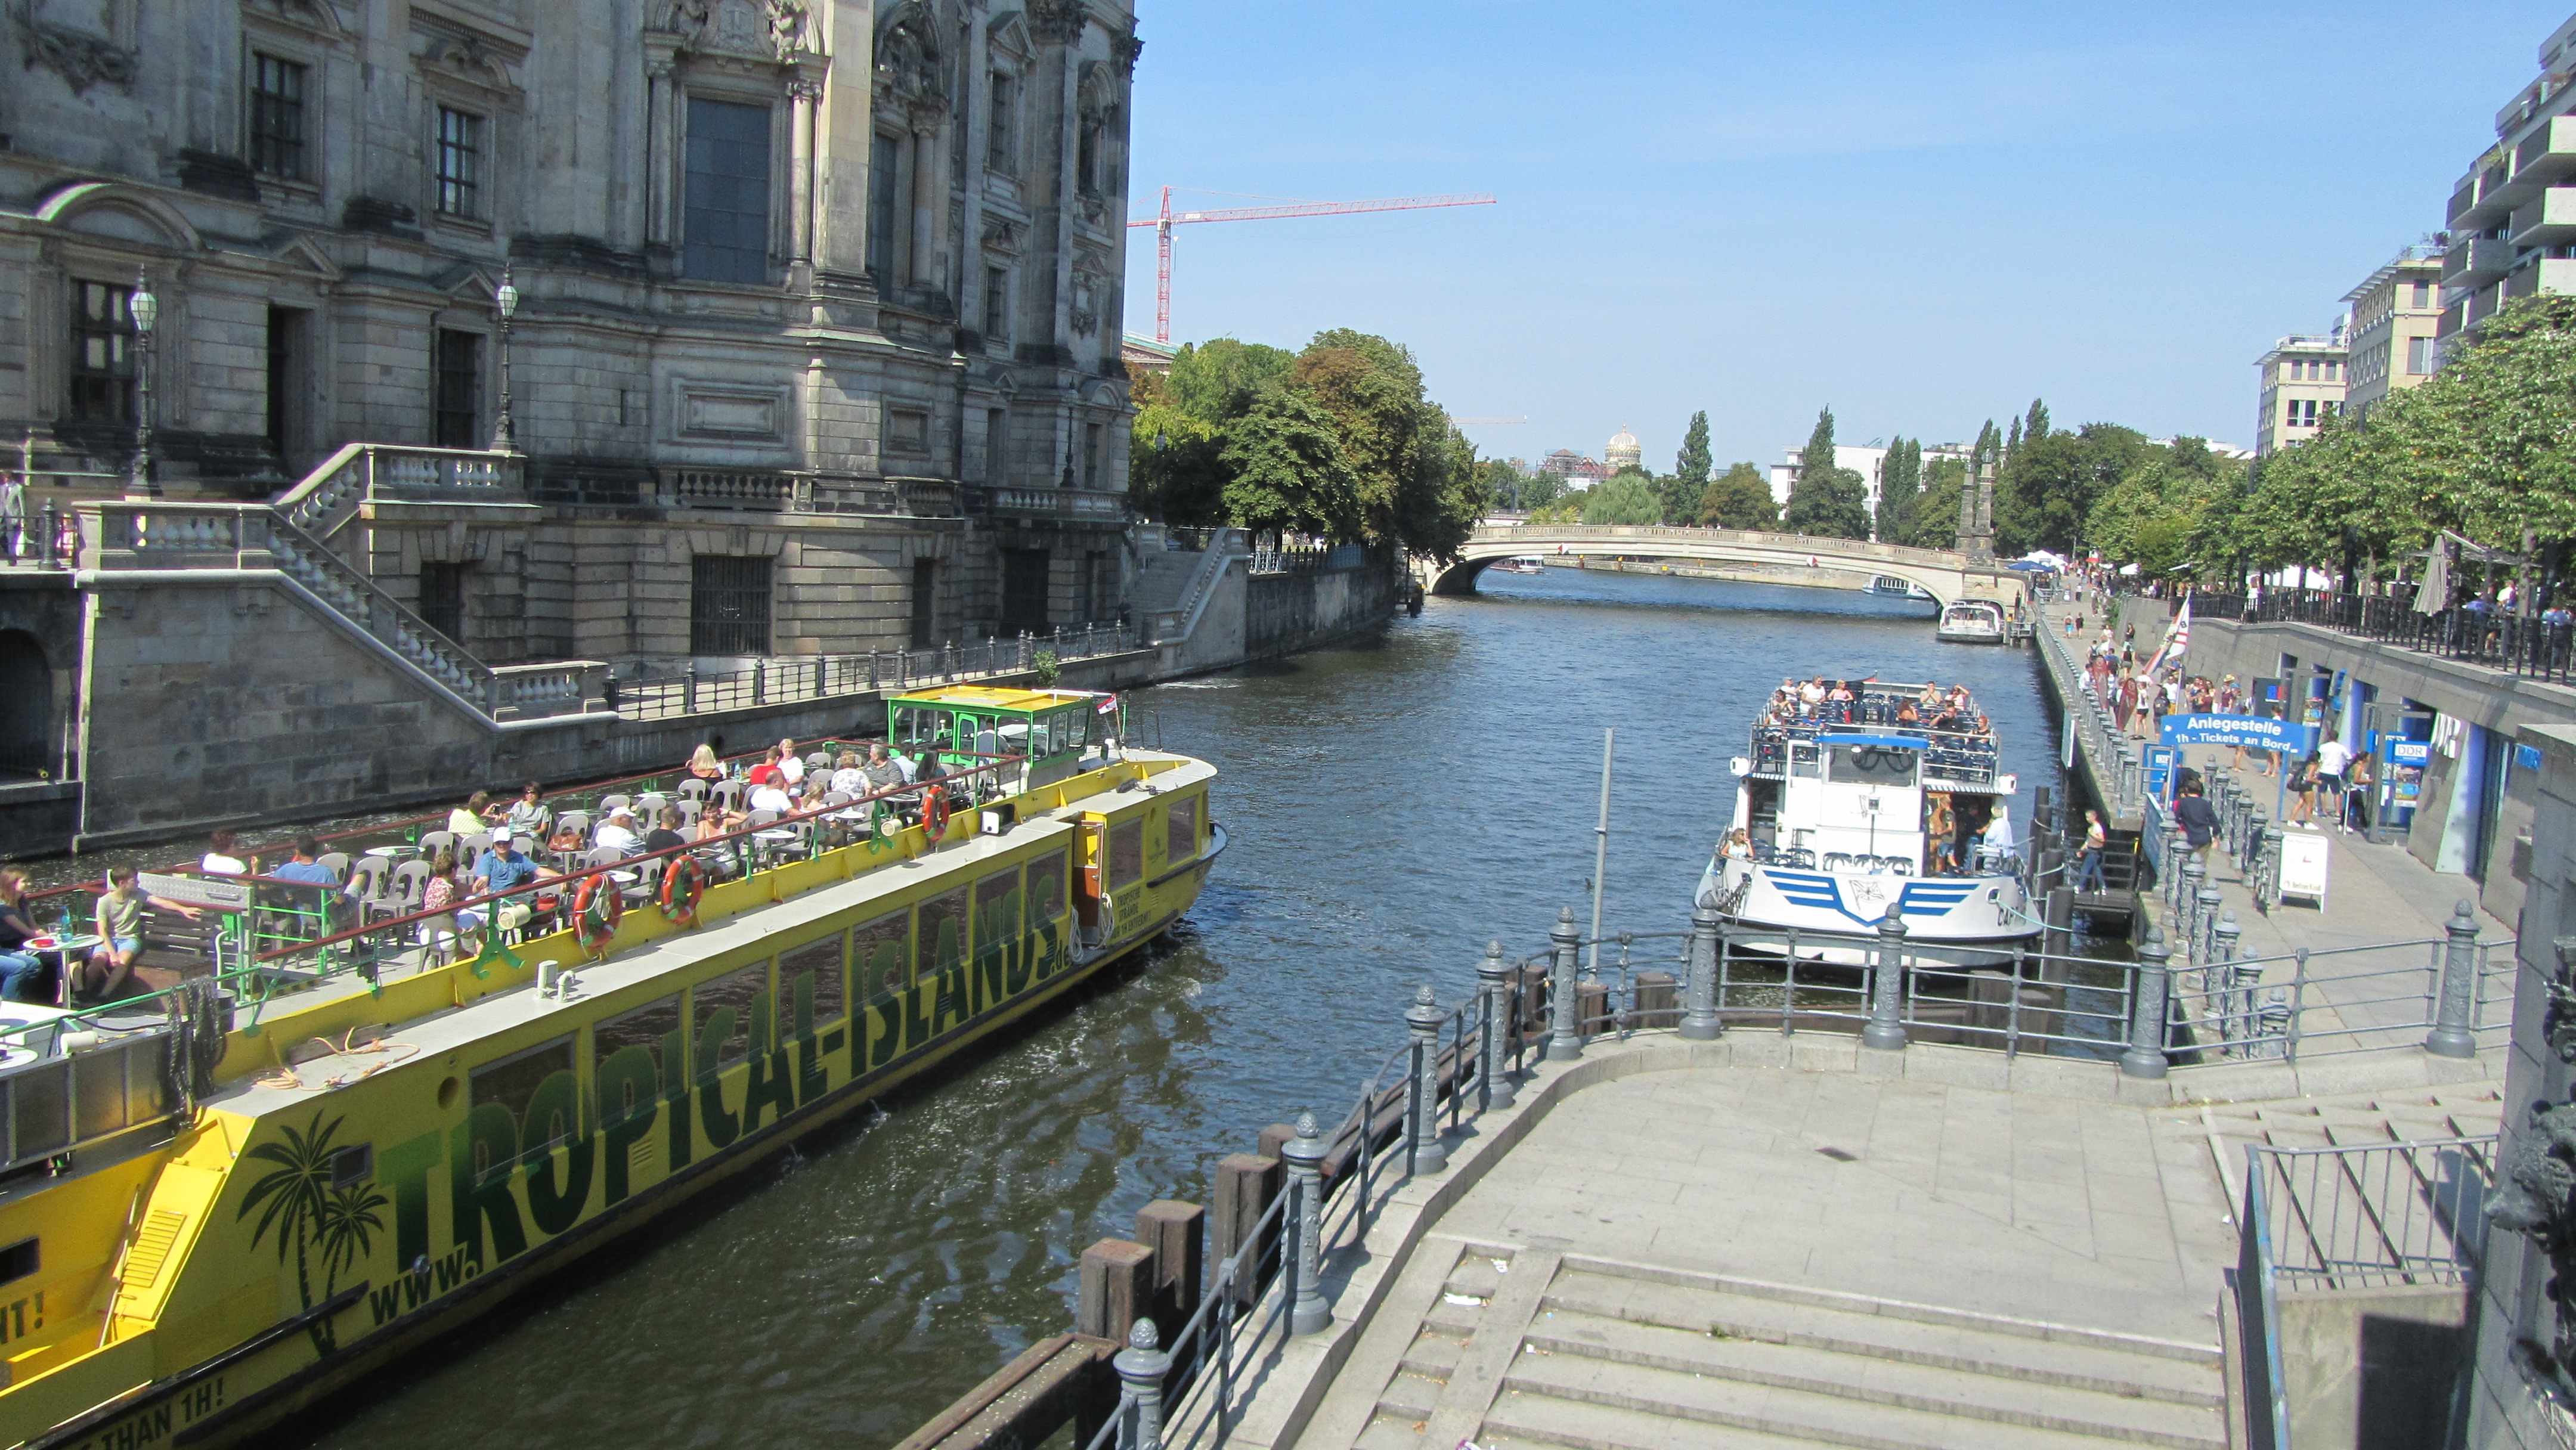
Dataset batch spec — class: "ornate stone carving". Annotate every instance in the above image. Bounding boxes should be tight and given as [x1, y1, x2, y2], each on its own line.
[16, 11, 137, 94]
[657, 0, 816, 61]
[2489, 937, 2576, 1407]
[1029, 0, 1089, 45]
[980, 216, 1021, 252]
[874, 14, 946, 116]
[1113, 32, 1143, 76]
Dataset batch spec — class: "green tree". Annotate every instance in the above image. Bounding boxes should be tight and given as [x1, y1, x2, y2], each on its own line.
[1290, 329, 1487, 559]
[2005, 415, 2023, 463]
[1784, 407, 1870, 538]
[1673, 410, 1712, 497]
[1583, 470, 1665, 525]
[1519, 469, 1562, 511]
[1218, 388, 1363, 541]
[1698, 462, 1779, 530]
[1998, 423, 2150, 556]
[2025, 398, 2051, 445]
[1908, 457, 1968, 550]
[1875, 437, 1920, 543]
[1165, 338, 1295, 425]
[1478, 458, 1526, 512]
[1128, 370, 1228, 526]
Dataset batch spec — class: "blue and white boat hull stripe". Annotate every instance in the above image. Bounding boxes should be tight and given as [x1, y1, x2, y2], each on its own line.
[1700, 859, 2033, 943]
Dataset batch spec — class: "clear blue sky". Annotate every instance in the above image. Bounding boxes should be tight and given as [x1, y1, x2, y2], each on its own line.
[1122, 1, 2562, 472]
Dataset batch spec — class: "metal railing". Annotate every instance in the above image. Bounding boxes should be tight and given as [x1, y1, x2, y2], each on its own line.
[2036, 606, 2145, 820]
[611, 624, 1136, 723]
[2237, 1135, 2498, 1450]
[275, 442, 521, 543]
[2196, 586, 2576, 686]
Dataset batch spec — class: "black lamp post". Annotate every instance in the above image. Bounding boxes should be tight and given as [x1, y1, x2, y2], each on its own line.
[490, 265, 519, 452]
[126, 265, 159, 498]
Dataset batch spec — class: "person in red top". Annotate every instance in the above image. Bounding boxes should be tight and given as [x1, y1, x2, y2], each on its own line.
[745, 745, 785, 788]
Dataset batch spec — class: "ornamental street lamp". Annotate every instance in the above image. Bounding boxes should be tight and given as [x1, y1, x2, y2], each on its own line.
[126, 265, 158, 498]
[490, 264, 519, 452]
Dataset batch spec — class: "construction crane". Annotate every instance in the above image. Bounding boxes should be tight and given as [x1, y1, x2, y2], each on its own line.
[1129, 186, 1498, 344]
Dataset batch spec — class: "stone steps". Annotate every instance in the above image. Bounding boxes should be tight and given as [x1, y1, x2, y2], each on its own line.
[1345, 1250, 2225, 1450]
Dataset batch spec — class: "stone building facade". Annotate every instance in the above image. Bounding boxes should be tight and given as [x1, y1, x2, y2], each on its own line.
[0, 0, 1140, 668]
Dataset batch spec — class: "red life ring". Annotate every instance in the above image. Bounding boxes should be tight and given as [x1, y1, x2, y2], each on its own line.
[921, 788, 951, 839]
[574, 873, 624, 950]
[658, 854, 707, 924]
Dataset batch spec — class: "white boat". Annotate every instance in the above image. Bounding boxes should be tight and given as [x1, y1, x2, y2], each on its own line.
[1869, 576, 1931, 599]
[1494, 554, 1549, 575]
[1935, 598, 2008, 644]
[1697, 683, 2034, 965]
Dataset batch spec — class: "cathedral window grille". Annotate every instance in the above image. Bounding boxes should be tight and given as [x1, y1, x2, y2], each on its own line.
[67, 281, 136, 423]
[251, 55, 308, 179]
[683, 98, 773, 285]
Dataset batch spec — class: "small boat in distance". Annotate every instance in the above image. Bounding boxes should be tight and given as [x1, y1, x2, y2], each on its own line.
[1868, 577, 1931, 599]
[1935, 598, 2008, 644]
[1699, 678, 2033, 965]
[1494, 555, 1549, 575]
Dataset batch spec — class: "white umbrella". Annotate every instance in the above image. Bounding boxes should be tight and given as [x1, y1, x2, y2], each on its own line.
[2413, 544, 2451, 615]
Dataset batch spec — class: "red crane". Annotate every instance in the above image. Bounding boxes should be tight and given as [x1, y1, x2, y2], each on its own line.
[1128, 186, 1499, 344]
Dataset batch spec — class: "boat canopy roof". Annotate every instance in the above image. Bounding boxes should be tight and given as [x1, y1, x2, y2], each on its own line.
[1816, 733, 1927, 751]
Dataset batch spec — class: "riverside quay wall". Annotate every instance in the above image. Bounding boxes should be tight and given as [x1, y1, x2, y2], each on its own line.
[8, 536, 1401, 856]
[2182, 614, 2576, 929]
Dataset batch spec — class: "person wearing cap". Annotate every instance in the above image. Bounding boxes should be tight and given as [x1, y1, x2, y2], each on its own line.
[594, 807, 642, 856]
[467, 829, 553, 940]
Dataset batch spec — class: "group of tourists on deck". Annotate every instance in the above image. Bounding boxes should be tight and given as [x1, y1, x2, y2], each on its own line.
[1758, 678, 1995, 742]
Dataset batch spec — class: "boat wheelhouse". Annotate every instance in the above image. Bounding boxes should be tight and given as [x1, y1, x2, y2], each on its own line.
[1698, 681, 2032, 964]
[1935, 597, 2008, 644]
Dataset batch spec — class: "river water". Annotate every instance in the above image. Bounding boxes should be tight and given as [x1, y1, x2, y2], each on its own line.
[281, 567, 2072, 1450]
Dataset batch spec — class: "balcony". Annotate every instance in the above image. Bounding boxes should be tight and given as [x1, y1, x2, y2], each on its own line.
[2515, 116, 2576, 191]
[2505, 255, 2576, 300]
[965, 485, 1130, 523]
[2509, 187, 2576, 246]
[2441, 236, 2516, 288]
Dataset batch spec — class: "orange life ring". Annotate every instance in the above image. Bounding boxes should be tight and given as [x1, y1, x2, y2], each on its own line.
[658, 854, 707, 924]
[574, 873, 623, 949]
[921, 787, 951, 839]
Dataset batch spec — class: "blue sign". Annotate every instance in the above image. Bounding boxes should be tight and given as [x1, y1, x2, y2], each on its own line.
[2158, 712, 2320, 754]
[2144, 744, 2176, 801]
[2519, 743, 2546, 773]
[2383, 739, 2431, 766]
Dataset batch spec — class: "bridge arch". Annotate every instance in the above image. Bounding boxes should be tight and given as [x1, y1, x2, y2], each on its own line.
[1429, 525, 2027, 611]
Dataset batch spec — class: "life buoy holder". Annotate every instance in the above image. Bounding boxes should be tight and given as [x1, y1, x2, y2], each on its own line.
[921, 787, 951, 839]
[574, 873, 624, 952]
[658, 854, 707, 925]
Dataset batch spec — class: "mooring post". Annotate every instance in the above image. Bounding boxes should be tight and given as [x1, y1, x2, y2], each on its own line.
[1680, 903, 1722, 1041]
[2178, 859, 2207, 953]
[2164, 826, 2189, 907]
[2194, 884, 2225, 963]
[1862, 909, 1908, 1051]
[2121, 926, 2172, 1079]
[1281, 1113, 1330, 1335]
[1547, 905, 1581, 1061]
[2425, 900, 2483, 1059]
[1479, 941, 1517, 1108]
[1114, 1318, 1171, 1450]
[2242, 813, 2268, 870]
[1407, 986, 1448, 1174]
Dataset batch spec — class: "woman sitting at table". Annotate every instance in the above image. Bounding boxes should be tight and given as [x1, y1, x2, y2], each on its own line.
[420, 852, 469, 958]
[201, 829, 249, 876]
[79, 866, 203, 1005]
[0, 870, 47, 1004]
[689, 743, 724, 782]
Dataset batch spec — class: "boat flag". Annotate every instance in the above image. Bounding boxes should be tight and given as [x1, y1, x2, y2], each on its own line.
[1097, 692, 1120, 715]
[2142, 592, 2192, 677]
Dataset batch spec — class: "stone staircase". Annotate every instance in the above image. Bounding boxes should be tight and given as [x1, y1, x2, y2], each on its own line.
[2197, 1082, 2503, 1155]
[1132, 547, 1208, 616]
[1351, 1250, 2226, 1450]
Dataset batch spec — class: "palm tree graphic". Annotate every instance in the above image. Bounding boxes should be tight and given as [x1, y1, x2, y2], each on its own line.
[239, 1112, 386, 1355]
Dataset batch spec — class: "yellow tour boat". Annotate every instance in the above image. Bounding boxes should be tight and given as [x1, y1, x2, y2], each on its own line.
[0, 685, 1221, 1450]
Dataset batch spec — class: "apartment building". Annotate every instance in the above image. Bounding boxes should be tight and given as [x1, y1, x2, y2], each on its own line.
[2440, 13, 2576, 342]
[2253, 332, 2348, 457]
[2342, 243, 2447, 417]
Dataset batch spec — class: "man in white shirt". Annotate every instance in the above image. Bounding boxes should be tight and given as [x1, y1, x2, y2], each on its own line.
[593, 808, 643, 856]
[747, 780, 795, 814]
[2314, 737, 2354, 831]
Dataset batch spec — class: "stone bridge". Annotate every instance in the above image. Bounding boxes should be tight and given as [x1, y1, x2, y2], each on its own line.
[1429, 525, 2028, 608]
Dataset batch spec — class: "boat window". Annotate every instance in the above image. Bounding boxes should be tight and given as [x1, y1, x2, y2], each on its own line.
[1107, 817, 1144, 888]
[1788, 742, 1825, 779]
[779, 931, 846, 1033]
[0, 1238, 35, 1287]
[1165, 794, 1199, 864]
[1029, 847, 1069, 925]
[692, 963, 769, 1080]
[595, 995, 679, 1123]
[1831, 744, 1917, 787]
[472, 1035, 577, 1164]
[917, 886, 968, 982]
[975, 867, 1021, 958]
[854, 909, 911, 1001]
